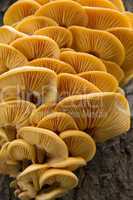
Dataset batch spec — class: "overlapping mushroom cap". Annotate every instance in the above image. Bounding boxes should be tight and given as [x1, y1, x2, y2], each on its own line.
[109, 0, 125, 11]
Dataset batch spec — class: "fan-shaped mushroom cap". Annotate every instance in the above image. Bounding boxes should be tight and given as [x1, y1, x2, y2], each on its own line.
[124, 12, 133, 28]
[18, 127, 68, 163]
[60, 48, 75, 53]
[60, 130, 96, 161]
[16, 16, 58, 35]
[11, 35, 60, 61]
[103, 60, 125, 83]
[75, 0, 117, 9]
[0, 129, 8, 148]
[0, 44, 28, 73]
[0, 100, 36, 141]
[37, 169, 78, 200]
[109, 0, 125, 11]
[79, 71, 118, 92]
[7, 139, 36, 163]
[108, 27, 133, 79]
[3, 0, 40, 26]
[0, 67, 57, 105]
[69, 26, 125, 65]
[0, 25, 26, 44]
[60, 51, 106, 73]
[58, 73, 101, 101]
[37, 112, 78, 133]
[56, 93, 130, 142]
[29, 58, 76, 74]
[85, 7, 130, 30]
[35, 0, 88, 27]
[35, 26, 73, 48]
[17, 164, 49, 200]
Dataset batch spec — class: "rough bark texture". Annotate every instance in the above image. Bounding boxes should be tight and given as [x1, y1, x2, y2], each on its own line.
[0, 1, 133, 200]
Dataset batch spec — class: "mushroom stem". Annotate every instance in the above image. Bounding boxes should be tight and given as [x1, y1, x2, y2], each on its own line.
[4, 126, 17, 141]
[36, 146, 45, 164]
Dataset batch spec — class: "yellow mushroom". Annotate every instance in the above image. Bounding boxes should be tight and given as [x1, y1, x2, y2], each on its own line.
[109, 0, 125, 12]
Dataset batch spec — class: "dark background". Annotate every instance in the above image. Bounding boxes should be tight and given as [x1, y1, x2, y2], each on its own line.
[0, 0, 133, 200]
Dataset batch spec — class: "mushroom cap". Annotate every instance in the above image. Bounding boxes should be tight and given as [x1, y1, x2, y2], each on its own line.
[0, 129, 8, 148]
[35, 0, 88, 27]
[17, 127, 68, 163]
[11, 35, 60, 61]
[103, 60, 125, 83]
[116, 87, 125, 96]
[55, 93, 130, 142]
[3, 0, 40, 26]
[57, 73, 101, 101]
[109, 0, 125, 11]
[69, 26, 125, 65]
[49, 157, 86, 171]
[29, 58, 76, 74]
[7, 139, 36, 163]
[60, 48, 75, 53]
[60, 130, 96, 161]
[78, 71, 118, 92]
[0, 43, 28, 72]
[0, 67, 57, 105]
[38, 169, 78, 200]
[60, 51, 106, 73]
[35, 0, 49, 5]
[108, 27, 133, 77]
[35, 26, 73, 48]
[85, 7, 130, 30]
[122, 71, 133, 85]
[0, 25, 26, 44]
[37, 112, 78, 133]
[124, 12, 133, 28]
[0, 100, 36, 141]
[16, 16, 58, 34]
[75, 0, 117, 9]
[30, 104, 56, 126]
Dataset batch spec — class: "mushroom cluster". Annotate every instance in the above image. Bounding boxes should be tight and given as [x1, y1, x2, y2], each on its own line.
[0, 0, 132, 199]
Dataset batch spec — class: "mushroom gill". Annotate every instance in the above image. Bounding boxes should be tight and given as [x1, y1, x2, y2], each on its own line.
[0, 67, 57, 105]
[18, 127, 68, 163]
[37, 112, 78, 133]
[56, 93, 130, 142]
[0, 100, 36, 141]
[29, 58, 76, 74]
[60, 130, 96, 162]
[16, 16, 58, 35]
[69, 26, 125, 65]
[57, 73, 101, 101]
[35, 0, 88, 27]
[85, 7, 131, 30]
[0, 129, 8, 148]
[35, 26, 73, 48]
[3, 0, 40, 26]
[60, 51, 106, 73]
[79, 71, 118, 92]
[11, 35, 60, 61]
[0, 25, 26, 44]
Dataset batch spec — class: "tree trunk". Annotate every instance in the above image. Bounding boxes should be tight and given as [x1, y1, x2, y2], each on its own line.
[0, 1, 133, 200]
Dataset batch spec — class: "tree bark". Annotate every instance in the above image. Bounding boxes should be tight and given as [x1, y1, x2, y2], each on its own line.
[0, 1, 133, 200]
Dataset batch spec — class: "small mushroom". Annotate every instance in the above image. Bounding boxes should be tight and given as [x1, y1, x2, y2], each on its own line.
[11, 35, 60, 61]
[0, 67, 57, 105]
[108, 27, 133, 81]
[0, 100, 36, 141]
[37, 112, 78, 133]
[56, 93, 130, 142]
[35, 0, 88, 27]
[18, 127, 68, 163]
[79, 71, 118, 92]
[85, 7, 130, 30]
[103, 60, 125, 83]
[75, 0, 117, 9]
[37, 169, 78, 200]
[57, 73, 101, 101]
[29, 58, 76, 74]
[60, 51, 106, 73]
[0, 43, 28, 72]
[35, 26, 73, 48]
[30, 104, 56, 126]
[0, 25, 26, 44]
[69, 26, 125, 65]
[60, 130, 96, 162]
[3, 0, 40, 26]
[16, 16, 58, 35]
[109, 0, 125, 11]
